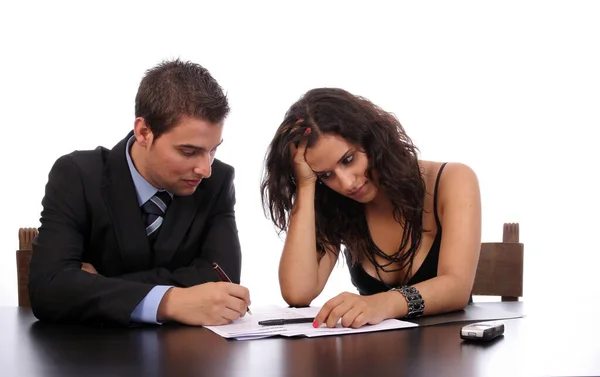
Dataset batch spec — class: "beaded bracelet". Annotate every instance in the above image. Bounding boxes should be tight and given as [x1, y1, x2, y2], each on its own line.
[389, 285, 425, 318]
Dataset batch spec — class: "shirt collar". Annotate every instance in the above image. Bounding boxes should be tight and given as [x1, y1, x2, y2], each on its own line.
[125, 135, 173, 207]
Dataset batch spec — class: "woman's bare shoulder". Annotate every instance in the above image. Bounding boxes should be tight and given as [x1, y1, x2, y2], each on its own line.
[419, 160, 479, 202]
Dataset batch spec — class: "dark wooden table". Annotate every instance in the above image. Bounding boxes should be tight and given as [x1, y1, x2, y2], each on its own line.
[2, 302, 599, 377]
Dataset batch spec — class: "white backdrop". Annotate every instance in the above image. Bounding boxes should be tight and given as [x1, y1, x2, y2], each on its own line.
[1, 1, 599, 308]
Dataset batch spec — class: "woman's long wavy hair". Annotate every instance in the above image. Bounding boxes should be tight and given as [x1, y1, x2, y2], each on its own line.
[260, 88, 426, 277]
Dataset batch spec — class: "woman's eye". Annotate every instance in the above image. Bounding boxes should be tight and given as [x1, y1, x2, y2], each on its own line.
[343, 155, 354, 164]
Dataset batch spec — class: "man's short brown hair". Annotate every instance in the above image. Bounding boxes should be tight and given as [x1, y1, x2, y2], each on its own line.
[135, 59, 230, 138]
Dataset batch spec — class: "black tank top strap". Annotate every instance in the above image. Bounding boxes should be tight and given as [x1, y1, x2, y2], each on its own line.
[433, 162, 448, 229]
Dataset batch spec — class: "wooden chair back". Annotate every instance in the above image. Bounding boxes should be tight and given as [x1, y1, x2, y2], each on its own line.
[472, 223, 524, 301]
[16, 227, 38, 306]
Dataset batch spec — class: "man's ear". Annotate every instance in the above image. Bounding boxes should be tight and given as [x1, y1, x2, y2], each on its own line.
[133, 117, 153, 148]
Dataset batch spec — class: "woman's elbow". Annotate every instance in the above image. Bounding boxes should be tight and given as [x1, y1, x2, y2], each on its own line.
[280, 288, 315, 308]
[454, 284, 473, 310]
[456, 294, 471, 310]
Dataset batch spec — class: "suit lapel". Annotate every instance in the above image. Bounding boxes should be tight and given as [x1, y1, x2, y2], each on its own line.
[153, 183, 207, 266]
[101, 132, 153, 271]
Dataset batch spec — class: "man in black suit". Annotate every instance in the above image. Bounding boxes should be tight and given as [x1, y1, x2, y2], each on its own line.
[29, 59, 251, 326]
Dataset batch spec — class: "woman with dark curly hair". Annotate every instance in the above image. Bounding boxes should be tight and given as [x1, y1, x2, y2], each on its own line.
[260, 88, 482, 329]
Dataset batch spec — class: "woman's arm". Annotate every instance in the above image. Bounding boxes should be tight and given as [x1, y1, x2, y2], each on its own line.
[279, 184, 339, 307]
[394, 162, 482, 316]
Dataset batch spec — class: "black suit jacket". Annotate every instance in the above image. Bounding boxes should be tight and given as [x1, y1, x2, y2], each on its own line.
[29, 132, 242, 326]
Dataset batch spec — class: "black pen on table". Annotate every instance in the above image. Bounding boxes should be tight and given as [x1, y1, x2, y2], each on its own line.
[212, 262, 252, 315]
[258, 317, 316, 326]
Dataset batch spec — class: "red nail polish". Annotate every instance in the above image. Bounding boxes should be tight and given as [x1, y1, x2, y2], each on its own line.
[305, 128, 311, 134]
[312, 320, 319, 328]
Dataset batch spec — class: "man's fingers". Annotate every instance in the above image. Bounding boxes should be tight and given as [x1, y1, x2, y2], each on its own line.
[224, 294, 248, 316]
[81, 263, 97, 274]
[226, 283, 251, 306]
[221, 307, 241, 322]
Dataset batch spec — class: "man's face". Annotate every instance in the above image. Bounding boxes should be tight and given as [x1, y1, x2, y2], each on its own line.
[140, 116, 223, 196]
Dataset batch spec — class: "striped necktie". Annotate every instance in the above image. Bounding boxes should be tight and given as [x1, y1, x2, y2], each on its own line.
[142, 191, 172, 245]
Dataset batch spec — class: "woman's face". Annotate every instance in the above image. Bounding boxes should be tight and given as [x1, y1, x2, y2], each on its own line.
[304, 134, 378, 203]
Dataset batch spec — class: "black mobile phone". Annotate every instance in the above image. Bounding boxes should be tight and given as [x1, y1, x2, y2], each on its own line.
[460, 321, 505, 342]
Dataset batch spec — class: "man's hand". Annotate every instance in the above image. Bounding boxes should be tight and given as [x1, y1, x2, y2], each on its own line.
[157, 282, 251, 326]
[81, 263, 98, 274]
[313, 291, 401, 329]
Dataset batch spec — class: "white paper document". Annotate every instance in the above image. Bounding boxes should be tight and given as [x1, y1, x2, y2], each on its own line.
[204, 305, 419, 340]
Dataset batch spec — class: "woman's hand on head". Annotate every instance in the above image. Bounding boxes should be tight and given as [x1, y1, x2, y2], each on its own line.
[290, 127, 317, 188]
